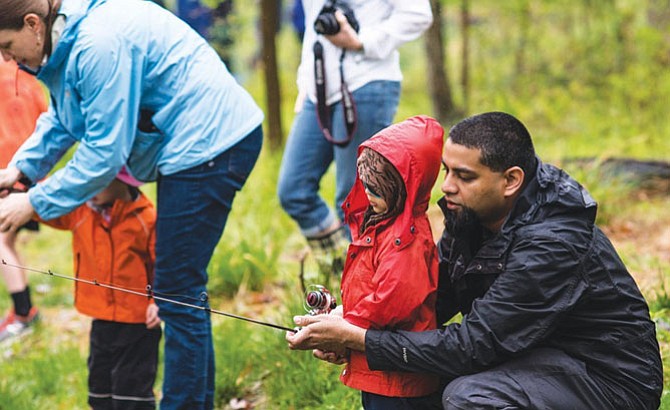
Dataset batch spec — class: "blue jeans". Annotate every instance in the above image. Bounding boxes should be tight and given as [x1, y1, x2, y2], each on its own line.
[153, 126, 262, 410]
[277, 80, 400, 237]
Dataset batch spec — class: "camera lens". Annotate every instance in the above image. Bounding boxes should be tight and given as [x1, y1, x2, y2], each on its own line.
[314, 14, 340, 35]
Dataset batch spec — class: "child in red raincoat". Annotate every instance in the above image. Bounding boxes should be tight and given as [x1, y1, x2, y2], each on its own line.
[338, 115, 444, 409]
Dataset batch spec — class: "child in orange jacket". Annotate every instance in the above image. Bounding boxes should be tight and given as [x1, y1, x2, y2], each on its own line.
[338, 116, 444, 409]
[41, 169, 161, 410]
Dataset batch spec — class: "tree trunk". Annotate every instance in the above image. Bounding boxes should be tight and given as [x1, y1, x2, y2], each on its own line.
[515, 0, 530, 75]
[563, 158, 670, 195]
[460, 0, 470, 113]
[424, 0, 455, 124]
[260, 0, 283, 149]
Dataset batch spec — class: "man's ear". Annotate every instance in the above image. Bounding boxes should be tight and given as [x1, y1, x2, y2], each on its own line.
[503, 166, 525, 198]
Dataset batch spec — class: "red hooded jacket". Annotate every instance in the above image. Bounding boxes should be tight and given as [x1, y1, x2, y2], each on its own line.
[340, 115, 444, 397]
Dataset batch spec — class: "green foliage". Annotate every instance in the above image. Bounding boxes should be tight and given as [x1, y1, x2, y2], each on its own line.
[652, 304, 670, 409]
[0, 339, 87, 410]
[560, 160, 638, 226]
[213, 320, 261, 401]
[649, 277, 670, 312]
[207, 148, 297, 297]
[438, 0, 670, 162]
[212, 300, 359, 409]
[259, 338, 359, 410]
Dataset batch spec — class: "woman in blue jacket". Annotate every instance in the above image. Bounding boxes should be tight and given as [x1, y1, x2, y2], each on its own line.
[0, 1, 264, 408]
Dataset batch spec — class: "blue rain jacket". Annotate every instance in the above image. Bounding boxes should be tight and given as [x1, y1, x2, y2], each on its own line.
[11, 0, 263, 220]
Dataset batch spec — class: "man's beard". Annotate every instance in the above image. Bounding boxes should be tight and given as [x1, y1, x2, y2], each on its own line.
[444, 205, 482, 238]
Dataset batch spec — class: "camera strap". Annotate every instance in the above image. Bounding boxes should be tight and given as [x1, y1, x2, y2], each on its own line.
[313, 40, 357, 147]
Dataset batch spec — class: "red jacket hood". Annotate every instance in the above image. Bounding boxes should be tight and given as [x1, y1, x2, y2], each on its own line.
[343, 115, 444, 244]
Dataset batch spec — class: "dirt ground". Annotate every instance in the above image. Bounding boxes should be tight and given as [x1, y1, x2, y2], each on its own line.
[604, 216, 670, 294]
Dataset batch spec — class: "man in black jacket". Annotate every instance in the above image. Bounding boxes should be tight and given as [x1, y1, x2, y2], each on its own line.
[287, 112, 663, 409]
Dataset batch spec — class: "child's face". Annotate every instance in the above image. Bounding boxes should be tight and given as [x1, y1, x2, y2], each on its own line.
[89, 179, 129, 208]
[362, 181, 388, 214]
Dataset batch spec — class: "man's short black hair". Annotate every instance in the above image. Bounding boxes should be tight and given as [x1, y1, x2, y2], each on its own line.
[448, 111, 537, 177]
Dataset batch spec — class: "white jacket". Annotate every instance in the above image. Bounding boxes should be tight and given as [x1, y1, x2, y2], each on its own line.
[298, 0, 433, 105]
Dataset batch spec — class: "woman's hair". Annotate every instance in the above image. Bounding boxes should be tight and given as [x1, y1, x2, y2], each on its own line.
[448, 111, 537, 177]
[0, 0, 50, 30]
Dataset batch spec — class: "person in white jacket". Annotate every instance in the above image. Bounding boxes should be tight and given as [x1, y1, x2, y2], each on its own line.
[277, 0, 433, 282]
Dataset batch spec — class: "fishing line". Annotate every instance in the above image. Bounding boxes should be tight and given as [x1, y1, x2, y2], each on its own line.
[2, 260, 295, 332]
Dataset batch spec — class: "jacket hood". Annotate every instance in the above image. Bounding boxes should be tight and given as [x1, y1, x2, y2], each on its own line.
[503, 159, 598, 233]
[37, 0, 101, 81]
[344, 115, 444, 243]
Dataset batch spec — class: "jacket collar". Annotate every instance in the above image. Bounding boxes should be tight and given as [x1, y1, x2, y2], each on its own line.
[37, 0, 103, 81]
[501, 158, 597, 235]
[87, 190, 151, 225]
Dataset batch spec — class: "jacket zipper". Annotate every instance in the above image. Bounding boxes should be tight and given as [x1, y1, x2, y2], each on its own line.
[74, 252, 80, 306]
[103, 224, 115, 317]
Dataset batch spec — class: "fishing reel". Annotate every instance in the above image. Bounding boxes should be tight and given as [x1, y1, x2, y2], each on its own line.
[304, 285, 337, 315]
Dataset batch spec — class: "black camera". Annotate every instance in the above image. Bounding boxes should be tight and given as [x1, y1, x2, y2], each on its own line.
[314, 0, 359, 35]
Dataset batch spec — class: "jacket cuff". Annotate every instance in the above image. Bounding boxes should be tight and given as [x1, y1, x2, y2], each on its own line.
[13, 160, 40, 187]
[365, 329, 389, 371]
[28, 185, 50, 220]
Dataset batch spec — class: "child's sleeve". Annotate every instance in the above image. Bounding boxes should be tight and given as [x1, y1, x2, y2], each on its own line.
[34, 206, 81, 230]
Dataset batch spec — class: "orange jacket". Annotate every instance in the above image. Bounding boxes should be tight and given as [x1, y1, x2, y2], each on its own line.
[41, 192, 156, 323]
[0, 59, 47, 167]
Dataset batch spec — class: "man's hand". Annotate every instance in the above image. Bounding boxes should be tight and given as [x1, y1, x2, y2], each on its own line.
[313, 348, 349, 365]
[145, 303, 161, 329]
[0, 167, 23, 198]
[324, 10, 363, 51]
[0, 193, 35, 232]
[285, 313, 366, 353]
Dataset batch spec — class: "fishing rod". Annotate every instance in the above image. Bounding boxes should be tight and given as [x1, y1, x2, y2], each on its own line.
[1, 260, 315, 332]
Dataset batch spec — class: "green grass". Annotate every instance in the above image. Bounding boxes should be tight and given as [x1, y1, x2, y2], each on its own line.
[1, 1, 669, 409]
[0, 332, 87, 409]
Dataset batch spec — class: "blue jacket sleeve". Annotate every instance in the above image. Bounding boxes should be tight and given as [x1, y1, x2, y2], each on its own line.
[10, 104, 76, 184]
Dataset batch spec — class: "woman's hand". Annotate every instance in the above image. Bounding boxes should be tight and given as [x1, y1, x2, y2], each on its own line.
[0, 167, 23, 198]
[0, 193, 35, 232]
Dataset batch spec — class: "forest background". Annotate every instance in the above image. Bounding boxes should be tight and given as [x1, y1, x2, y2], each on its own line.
[0, 0, 669, 409]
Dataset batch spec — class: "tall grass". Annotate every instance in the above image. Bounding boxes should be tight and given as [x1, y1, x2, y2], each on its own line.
[0, 332, 88, 409]
[207, 150, 296, 298]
